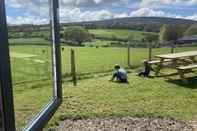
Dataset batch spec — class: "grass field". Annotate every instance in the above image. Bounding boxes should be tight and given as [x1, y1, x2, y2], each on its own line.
[9, 43, 197, 130]
[47, 71, 197, 122]
[9, 38, 49, 45]
[10, 45, 54, 130]
[89, 29, 158, 41]
[84, 39, 114, 47]
[61, 46, 197, 78]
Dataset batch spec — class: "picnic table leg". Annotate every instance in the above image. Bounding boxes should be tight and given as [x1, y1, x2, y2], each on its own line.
[190, 56, 197, 63]
[172, 59, 178, 68]
[178, 70, 188, 84]
[155, 59, 164, 76]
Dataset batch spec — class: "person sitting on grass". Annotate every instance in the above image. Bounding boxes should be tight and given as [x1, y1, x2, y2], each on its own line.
[110, 64, 128, 83]
[138, 60, 151, 77]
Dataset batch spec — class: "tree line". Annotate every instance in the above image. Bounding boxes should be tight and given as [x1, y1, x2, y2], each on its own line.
[60, 24, 197, 47]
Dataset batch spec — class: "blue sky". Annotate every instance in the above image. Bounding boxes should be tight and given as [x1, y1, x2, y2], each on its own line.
[5, 0, 197, 25]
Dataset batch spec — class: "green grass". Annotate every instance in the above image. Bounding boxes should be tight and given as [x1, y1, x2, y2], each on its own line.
[84, 39, 114, 47]
[14, 83, 53, 130]
[89, 29, 158, 41]
[10, 45, 54, 130]
[61, 46, 197, 77]
[46, 71, 197, 129]
[10, 45, 53, 83]
[9, 38, 49, 45]
[9, 44, 197, 130]
[61, 46, 128, 77]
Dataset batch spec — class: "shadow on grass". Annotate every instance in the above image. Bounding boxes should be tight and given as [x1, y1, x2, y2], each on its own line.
[111, 81, 130, 85]
[166, 76, 197, 89]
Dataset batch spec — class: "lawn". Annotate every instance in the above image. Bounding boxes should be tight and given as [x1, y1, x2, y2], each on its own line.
[9, 38, 49, 45]
[46, 71, 197, 129]
[9, 44, 197, 130]
[9, 45, 54, 130]
[84, 39, 114, 47]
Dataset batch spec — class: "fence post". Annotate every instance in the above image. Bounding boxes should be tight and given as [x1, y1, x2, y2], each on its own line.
[71, 49, 77, 86]
[171, 42, 175, 53]
[148, 42, 152, 61]
[127, 44, 131, 68]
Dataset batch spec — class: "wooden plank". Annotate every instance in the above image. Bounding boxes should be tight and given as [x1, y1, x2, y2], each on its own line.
[155, 51, 197, 59]
[178, 70, 188, 84]
[148, 59, 172, 65]
[155, 58, 164, 76]
[177, 64, 197, 70]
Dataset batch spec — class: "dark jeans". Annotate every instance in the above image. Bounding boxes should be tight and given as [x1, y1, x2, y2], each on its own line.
[114, 73, 128, 83]
[138, 71, 149, 77]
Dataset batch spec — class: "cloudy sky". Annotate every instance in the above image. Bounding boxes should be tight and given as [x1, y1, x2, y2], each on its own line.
[5, 0, 197, 25]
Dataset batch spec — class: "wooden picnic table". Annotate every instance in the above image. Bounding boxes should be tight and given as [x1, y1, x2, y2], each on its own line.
[155, 51, 197, 76]
[156, 51, 197, 59]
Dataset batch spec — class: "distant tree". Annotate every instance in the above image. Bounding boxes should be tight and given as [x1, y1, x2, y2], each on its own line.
[159, 24, 185, 53]
[112, 34, 117, 41]
[63, 26, 92, 46]
[144, 33, 158, 43]
[128, 34, 135, 42]
[159, 24, 184, 43]
[184, 24, 197, 36]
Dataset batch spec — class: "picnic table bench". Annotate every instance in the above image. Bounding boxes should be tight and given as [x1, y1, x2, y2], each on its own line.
[154, 51, 197, 83]
[147, 59, 172, 65]
[176, 64, 197, 83]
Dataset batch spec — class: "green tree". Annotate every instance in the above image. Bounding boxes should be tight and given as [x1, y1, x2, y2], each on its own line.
[184, 24, 197, 36]
[159, 24, 185, 53]
[127, 34, 135, 42]
[159, 24, 184, 43]
[144, 33, 158, 43]
[63, 26, 92, 46]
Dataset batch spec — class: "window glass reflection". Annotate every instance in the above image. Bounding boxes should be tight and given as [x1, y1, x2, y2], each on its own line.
[6, 0, 54, 130]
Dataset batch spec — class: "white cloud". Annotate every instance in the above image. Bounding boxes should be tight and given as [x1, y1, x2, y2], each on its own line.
[140, 0, 197, 7]
[7, 7, 197, 25]
[60, 8, 116, 23]
[5, 0, 197, 25]
[186, 14, 197, 21]
[130, 8, 165, 17]
[7, 15, 49, 25]
[7, 0, 129, 8]
[129, 8, 197, 21]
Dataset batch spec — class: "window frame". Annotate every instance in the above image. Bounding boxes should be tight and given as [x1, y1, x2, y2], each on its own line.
[0, 0, 62, 130]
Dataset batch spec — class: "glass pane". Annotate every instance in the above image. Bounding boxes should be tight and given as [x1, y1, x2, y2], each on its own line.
[56, 1, 197, 131]
[5, 1, 54, 130]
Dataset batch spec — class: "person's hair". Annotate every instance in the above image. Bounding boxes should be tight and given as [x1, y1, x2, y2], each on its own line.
[114, 64, 120, 69]
[143, 60, 149, 67]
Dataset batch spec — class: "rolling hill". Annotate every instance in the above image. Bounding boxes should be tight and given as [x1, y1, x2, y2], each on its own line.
[62, 17, 197, 32]
[8, 17, 197, 33]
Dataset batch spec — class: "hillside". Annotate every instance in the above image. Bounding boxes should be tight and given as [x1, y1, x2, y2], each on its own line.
[62, 17, 197, 32]
[8, 17, 197, 35]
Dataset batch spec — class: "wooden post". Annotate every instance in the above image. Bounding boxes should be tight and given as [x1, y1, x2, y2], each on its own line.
[148, 42, 152, 61]
[171, 42, 175, 53]
[71, 49, 77, 86]
[128, 44, 131, 68]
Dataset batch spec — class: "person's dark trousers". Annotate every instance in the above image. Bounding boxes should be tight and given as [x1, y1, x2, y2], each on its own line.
[138, 71, 149, 77]
[138, 72, 143, 77]
[120, 79, 128, 83]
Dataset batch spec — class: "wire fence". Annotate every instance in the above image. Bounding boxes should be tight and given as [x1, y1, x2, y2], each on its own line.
[9, 44, 197, 85]
[61, 44, 197, 82]
[61, 47, 128, 79]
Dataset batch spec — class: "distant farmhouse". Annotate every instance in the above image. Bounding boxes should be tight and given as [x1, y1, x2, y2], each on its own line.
[177, 35, 197, 44]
